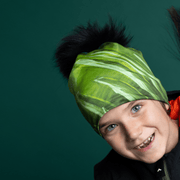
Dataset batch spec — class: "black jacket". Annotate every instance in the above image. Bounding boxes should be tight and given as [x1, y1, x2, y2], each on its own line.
[94, 90, 180, 180]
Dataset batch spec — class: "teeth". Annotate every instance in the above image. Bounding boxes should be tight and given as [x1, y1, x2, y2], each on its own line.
[135, 133, 155, 149]
[140, 144, 144, 148]
[144, 139, 148, 143]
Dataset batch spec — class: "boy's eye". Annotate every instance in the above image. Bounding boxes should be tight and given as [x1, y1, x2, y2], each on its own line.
[107, 124, 117, 131]
[131, 105, 141, 113]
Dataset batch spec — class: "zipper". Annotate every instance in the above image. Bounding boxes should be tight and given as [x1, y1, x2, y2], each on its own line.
[162, 160, 170, 180]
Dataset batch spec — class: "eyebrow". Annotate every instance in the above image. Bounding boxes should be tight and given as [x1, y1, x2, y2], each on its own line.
[126, 100, 137, 111]
[99, 100, 138, 129]
[99, 122, 110, 129]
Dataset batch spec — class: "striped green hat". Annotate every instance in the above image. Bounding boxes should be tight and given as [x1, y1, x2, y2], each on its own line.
[68, 42, 168, 136]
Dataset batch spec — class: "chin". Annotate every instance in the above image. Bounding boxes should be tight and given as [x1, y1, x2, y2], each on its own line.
[142, 158, 160, 164]
[140, 152, 165, 164]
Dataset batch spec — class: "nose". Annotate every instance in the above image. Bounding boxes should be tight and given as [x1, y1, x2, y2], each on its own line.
[122, 120, 143, 141]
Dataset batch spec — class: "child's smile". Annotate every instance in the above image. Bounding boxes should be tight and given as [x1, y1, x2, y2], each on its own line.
[99, 99, 179, 163]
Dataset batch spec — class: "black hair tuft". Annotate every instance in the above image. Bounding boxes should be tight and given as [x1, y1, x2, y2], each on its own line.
[167, 6, 180, 60]
[55, 18, 133, 79]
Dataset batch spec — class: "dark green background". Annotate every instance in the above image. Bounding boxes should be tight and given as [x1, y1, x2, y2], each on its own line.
[1, 0, 180, 179]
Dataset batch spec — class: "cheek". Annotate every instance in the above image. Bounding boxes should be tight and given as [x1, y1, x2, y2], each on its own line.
[106, 139, 134, 159]
[144, 109, 166, 126]
[146, 110, 170, 137]
[105, 135, 126, 152]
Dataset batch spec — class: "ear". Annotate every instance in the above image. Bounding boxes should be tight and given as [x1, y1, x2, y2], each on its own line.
[164, 103, 170, 111]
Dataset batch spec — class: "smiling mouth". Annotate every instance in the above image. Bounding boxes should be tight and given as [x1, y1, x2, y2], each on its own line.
[134, 133, 155, 150]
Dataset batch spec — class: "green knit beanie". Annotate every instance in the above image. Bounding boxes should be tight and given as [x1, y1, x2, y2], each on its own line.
[68, 42, 168, 136]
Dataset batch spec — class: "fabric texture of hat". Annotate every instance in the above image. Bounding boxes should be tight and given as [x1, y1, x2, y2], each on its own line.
[68, 42, 169, 136]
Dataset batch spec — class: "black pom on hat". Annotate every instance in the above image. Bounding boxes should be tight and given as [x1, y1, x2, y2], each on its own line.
[55, 17, 133, 79]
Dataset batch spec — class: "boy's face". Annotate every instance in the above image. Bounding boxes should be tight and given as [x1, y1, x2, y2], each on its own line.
[99, 99, 178, 163]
